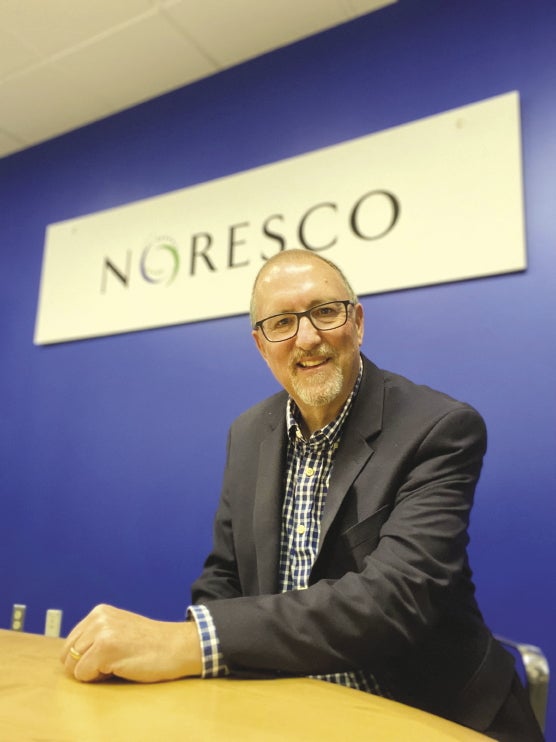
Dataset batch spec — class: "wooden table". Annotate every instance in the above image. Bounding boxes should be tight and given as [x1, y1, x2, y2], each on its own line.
[0, 629, 489, 741]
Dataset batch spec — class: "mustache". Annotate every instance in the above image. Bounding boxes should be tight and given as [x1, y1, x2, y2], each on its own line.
[290, 344, 337, 366]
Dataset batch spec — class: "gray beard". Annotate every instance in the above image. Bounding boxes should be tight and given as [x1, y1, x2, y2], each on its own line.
[291, 362, 344, 408]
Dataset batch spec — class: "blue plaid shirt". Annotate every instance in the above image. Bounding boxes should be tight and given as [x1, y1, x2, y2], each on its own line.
[189, 359, 382, 694]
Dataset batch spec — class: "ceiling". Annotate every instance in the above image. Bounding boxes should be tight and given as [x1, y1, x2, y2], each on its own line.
[0, 0, 396, 160]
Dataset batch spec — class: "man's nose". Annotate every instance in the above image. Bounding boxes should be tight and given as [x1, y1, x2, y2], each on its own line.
[295, 316, 321, 348]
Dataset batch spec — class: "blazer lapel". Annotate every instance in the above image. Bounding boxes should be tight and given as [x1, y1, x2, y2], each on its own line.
[318, 357, 385, 550]
[252, 398, 288, 594]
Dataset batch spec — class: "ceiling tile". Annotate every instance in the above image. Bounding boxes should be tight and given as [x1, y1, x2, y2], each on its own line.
[0, 27, 42, 78]
[0, 0, 155, 56]
[162, 0, 353, 67]
[54, 11, 218, 111]
[0, 0, 397, 158]
[0, 62, 115, 145]
[0, 127, 26, 158]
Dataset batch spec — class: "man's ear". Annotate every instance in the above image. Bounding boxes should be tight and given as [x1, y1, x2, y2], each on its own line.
[355, 303, 364, 346]
[252, 329, 268, 362]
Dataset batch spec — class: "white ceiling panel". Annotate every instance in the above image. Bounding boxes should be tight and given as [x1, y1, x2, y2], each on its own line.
[0, 0, 155, 56]
[0, 0, 397, 159]
[0, 26, 41, 77]
[55, 11, 218, 112]
[0, 126, 23, 153]
[163, 0, 356, 67]
[0, 61, 114, 144]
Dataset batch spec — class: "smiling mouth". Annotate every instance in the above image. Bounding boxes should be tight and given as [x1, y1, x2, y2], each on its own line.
[297, 358, 329, 370]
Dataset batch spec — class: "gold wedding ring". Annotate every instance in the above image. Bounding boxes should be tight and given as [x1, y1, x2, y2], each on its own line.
[69, 646, 82, 661]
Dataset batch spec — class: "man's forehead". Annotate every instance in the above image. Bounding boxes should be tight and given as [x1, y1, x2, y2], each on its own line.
[258, 257, 339, 288]
[256, 265, 344, 316]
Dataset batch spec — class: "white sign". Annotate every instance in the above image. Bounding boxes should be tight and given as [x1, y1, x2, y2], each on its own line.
[34, 91, 526, 345]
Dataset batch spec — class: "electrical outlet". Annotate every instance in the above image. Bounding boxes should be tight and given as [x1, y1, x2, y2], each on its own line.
[44, 608, 63, 637]
[11, 604, 26, 631]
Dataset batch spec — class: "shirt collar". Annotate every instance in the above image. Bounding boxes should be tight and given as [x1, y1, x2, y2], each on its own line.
[286, 356, 363, 445]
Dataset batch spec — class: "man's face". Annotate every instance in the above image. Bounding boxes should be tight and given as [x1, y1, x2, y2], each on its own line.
[252, 257, 364, 425]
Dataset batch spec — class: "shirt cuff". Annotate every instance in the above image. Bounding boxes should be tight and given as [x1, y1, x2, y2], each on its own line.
[187, 604, 229, 678]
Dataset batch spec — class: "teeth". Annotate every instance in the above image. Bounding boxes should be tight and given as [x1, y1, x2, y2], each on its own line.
[300, 359, 324, 368]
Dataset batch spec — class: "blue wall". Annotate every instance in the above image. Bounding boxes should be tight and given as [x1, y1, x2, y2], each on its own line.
[1, 0, 554, 736]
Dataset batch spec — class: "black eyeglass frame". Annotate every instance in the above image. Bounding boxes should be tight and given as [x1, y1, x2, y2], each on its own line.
[253, 299, 355, 343]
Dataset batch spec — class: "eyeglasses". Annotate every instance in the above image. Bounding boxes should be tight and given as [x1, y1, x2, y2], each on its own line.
[254, 300, 355, 342]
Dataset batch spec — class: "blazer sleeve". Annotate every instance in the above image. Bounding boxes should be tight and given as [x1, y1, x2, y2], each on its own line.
[197, 402, 487, 678]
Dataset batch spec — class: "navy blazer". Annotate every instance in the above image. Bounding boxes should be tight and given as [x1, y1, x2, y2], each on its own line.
[192, 355, 515, 732]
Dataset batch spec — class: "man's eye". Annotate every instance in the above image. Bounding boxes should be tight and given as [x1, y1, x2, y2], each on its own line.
[271, 315, 294, 330]
[314, 306, 337, 319]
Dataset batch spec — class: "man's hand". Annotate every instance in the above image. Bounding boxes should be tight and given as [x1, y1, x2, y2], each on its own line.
[61, 604, 202, 683]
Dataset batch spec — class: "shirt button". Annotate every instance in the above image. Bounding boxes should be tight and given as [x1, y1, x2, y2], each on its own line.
[297, 524, 306, 535]
[305, 467, 314, 477]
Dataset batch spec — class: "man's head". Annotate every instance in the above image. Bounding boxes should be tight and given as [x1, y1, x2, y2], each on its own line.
[251, 250, 364, 432]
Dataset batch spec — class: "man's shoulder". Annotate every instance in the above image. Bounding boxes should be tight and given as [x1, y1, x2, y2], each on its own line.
[361, 356, 485, 425]
[231, 388, 289, 432]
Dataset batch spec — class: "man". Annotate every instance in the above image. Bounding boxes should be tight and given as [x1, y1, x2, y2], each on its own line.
[62, 250, 543, 741]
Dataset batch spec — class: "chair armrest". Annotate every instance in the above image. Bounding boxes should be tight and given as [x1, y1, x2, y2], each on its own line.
[495, 635, 549, 732]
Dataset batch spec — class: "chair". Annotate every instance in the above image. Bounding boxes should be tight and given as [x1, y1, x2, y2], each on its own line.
[495, 635, 550, 733]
